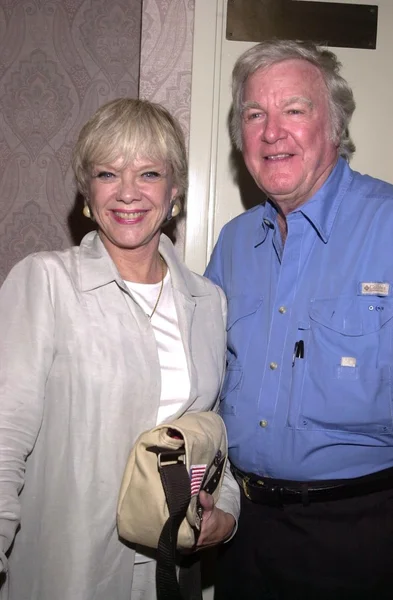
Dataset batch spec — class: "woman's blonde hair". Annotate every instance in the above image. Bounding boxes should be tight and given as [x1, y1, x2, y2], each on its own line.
[72, 98, 188, 200]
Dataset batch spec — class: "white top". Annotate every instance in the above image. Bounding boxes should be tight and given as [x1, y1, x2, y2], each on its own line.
[125, 271, 191, 424]
[125, 270, 191, 562]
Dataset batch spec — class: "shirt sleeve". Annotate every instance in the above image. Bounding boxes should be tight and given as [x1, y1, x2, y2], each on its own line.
[0, 255, 54, 572]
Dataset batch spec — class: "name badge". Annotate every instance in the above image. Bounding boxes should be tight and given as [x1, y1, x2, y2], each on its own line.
[341, 356, 356, 367]
[360, 282, 390, 296]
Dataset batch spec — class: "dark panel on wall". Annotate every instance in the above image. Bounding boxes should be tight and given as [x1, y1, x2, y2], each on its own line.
[226, 0, 378, 49]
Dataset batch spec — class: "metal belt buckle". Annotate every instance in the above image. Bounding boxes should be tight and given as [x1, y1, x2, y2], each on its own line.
[242, 475, 252, 500]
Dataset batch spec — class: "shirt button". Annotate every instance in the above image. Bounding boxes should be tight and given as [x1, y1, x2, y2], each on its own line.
[269, 362, 278, 370]
[278, 306, 286, 314]
[259, 420, 268, 428]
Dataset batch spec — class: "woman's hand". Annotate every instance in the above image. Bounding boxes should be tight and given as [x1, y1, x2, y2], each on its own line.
[196, 490, 236, 548]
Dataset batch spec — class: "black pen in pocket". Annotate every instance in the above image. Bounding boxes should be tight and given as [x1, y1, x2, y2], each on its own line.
[292, 340, 304, 366]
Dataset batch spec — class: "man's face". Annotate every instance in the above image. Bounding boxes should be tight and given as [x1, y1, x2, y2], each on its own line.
[241, 59, 339, 212]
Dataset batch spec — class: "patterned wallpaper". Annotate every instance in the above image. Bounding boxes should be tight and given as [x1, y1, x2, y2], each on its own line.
[140, 0, 194, 255]
[0, 0, 194, 283]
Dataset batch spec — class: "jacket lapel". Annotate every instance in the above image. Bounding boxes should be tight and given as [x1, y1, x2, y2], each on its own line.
[159, 234, 211, 412]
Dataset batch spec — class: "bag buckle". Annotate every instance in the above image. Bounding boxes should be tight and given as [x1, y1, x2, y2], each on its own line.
[146, 445, 185, 468]
[157, 450, 185, 468]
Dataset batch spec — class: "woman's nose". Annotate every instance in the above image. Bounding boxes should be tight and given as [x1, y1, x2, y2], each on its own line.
[117, 175, 140, 203]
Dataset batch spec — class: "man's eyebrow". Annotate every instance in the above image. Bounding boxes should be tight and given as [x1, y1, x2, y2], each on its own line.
[283, 96, 313, 108]
[241, 97, 313, 112]
[241, 101, 262, 113]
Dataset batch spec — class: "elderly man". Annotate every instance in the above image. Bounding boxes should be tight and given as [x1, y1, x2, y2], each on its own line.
[205, 40, 393, 600]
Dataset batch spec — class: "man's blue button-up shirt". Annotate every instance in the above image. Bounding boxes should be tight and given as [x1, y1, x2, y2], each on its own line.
[205, 158, 393, 480]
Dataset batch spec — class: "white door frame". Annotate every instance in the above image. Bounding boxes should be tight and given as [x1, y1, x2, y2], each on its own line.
[184, 0, 224, 274]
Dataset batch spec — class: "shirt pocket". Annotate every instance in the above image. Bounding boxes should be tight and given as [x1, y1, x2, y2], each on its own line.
[295, 296, 393, 434]
[226, 294, 263, 361]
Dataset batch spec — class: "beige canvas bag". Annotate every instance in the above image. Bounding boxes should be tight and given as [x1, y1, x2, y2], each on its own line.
[117, 411, 227, 550]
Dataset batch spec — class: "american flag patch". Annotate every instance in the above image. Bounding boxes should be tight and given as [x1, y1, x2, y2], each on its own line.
[189, 464, 207, 496]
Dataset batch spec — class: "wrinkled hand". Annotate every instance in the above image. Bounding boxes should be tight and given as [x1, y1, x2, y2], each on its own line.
[196, 490, 235, 548]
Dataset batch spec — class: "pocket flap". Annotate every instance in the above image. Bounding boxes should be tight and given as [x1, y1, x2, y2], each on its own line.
[309, 297, 393, 335]
[227, 294, 263, 330]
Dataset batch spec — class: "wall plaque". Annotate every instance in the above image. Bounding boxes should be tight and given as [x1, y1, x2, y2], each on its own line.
[226, 0, 378, 49]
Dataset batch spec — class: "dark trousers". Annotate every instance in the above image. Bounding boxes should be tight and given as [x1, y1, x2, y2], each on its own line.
[214, 487, 393, 599]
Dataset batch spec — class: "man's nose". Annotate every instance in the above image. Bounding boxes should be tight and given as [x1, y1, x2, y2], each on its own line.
[262, 114, 285, 144]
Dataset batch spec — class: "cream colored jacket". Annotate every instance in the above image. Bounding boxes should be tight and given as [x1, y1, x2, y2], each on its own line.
[0, 231, 239, 600]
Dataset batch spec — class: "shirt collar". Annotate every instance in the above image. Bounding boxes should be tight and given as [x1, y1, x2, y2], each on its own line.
[254, 157, 353, 246]
[297, 157, 353, 243]
[79, 231, 123, 291]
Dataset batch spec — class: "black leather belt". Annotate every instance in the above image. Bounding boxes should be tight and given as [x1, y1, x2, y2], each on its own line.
[231, 465, 393, 506]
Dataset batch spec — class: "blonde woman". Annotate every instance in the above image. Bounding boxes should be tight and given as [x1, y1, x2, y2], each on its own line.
[0, 99, 239, 600]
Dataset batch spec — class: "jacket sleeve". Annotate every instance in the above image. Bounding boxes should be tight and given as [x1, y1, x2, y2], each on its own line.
[215, 458, 240, 528]
[0, 255, 54, 573]
[212, 285, 240, 525]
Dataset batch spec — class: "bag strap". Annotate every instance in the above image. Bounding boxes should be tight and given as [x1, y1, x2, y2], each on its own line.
[150, 447, 226, 599]
[153, 448, 202, 600]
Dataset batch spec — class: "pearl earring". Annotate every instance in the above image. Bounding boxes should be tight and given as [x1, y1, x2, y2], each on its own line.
[171, 202, 181, 218]
[83, 205, 92, 219]
[166, 200, 180, 221]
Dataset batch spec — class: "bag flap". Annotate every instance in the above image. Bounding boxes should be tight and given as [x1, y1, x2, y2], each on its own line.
[117, 411, 228, 550]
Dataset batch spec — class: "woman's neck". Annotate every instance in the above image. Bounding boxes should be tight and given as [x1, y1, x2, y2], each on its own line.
[100, 234, 165, 283]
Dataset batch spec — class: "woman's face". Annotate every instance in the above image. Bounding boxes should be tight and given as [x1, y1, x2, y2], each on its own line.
[88, 157, 177, 260]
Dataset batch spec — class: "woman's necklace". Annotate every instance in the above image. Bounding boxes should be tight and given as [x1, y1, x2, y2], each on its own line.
[148, 256, 165, 320]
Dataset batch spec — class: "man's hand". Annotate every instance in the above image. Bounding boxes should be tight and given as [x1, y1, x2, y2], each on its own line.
[196, 490, 236, 548]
